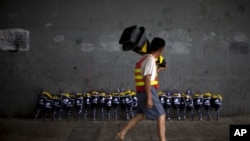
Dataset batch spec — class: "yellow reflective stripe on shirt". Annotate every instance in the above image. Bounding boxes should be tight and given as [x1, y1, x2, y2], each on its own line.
[135, 82, 144, 86]
[135, 75, 143, 79]
[151, 80, 158, 85]
[135, 80, 158, 86]
[135, 69, 141, 73]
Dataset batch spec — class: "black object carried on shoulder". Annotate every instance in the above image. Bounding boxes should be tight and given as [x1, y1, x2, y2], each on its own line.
[119, 25, 149, 54]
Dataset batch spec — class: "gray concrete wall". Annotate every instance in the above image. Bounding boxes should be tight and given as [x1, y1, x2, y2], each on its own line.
[0, 0, 249, 117]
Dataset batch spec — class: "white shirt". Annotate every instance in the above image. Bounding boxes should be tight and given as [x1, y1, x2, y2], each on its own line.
[140, 54, 157, 81]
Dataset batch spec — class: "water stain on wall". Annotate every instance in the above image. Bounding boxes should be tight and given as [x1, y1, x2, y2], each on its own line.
[202, 32, 216, 41]
[0, 28, 30, 51]
[54, 35, 64, 43]
[80, 43, 94, 52]
[199, 2, 207, 15]
[229, 42, 249, 55]
[238, 5, 245, 13]
[160, 29, 192, 54]
[76, 39, 82, 45]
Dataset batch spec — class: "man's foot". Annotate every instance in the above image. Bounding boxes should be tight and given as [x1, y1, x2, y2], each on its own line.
[115, 133, 124, 141]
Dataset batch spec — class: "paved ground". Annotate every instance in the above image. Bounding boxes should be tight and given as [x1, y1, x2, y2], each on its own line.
[0, 115, 250, 141]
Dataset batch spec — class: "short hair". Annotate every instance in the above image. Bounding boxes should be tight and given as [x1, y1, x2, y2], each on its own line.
[149, 37, 165, 52]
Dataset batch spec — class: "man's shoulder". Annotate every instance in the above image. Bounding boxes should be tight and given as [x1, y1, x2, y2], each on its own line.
[141, 55, 155, 67]
[140, 54, 154, 60]
[143, 54, 155, 62]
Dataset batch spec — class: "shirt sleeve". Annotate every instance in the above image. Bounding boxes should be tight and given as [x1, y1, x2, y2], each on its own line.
[141, 56, 156, 76]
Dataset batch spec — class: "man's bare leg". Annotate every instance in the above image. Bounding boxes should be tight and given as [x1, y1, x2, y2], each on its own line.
[116, 114, 145, 140]
[157, 114, 166, 141]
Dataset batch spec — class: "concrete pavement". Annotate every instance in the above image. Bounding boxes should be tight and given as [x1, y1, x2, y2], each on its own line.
[0, 115, 250, 141]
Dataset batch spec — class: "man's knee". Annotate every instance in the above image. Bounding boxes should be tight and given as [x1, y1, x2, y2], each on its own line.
[139, 114, 146, 121]
[136, 114, 146, 121]
[158, 114, 166, 120]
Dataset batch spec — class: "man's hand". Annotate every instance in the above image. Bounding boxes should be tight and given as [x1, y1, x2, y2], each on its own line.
[157, 67, 166, 72]
[146, 98, 153, 109]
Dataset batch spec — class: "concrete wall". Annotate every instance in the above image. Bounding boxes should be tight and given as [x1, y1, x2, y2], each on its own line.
[0, 0, 249, 117]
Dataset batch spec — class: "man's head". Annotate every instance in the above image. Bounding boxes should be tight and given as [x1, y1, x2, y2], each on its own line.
[149, 37, 165, 57]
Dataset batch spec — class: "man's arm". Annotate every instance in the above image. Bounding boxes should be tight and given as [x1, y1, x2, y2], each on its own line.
[144, 74, 153, 109]
[157, 67, 166, 72]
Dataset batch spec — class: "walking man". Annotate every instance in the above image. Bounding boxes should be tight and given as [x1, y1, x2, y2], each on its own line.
[116, 37, 167, 141]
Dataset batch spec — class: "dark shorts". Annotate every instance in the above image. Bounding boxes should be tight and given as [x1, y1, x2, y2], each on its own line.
[136, 87, 165, 120]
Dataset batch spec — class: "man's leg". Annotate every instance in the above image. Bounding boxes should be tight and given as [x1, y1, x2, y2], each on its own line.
[157, 114, 166, 141]
[116, 114, 145, 140]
